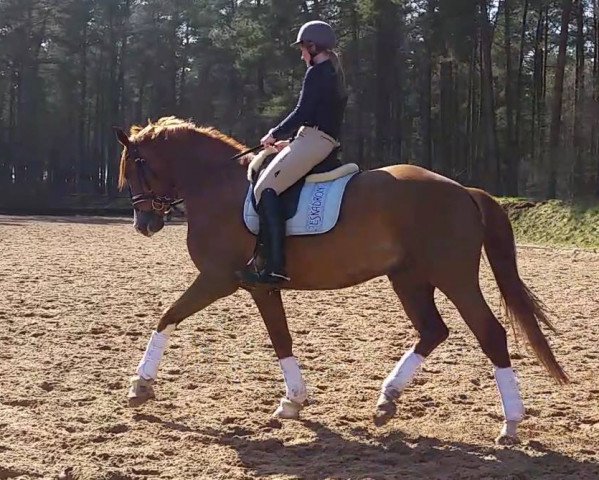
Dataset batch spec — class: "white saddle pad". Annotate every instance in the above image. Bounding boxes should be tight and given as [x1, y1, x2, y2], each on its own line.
[243, 172, 357, 236]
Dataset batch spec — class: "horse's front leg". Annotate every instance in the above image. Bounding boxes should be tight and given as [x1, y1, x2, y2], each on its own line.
[128, 273, 237, 406]
[251, 289, 307, 419]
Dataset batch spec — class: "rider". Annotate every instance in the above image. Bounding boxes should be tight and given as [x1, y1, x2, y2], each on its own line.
[242, 20, 348, 286]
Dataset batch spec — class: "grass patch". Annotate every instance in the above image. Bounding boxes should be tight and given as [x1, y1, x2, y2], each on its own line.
[497, 198, 599, 250]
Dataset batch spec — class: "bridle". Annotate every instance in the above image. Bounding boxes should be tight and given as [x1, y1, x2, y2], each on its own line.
[126, 143, 183, 215]
[125, 142, 263, 215]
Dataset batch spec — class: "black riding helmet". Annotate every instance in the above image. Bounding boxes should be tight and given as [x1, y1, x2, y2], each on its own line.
[291, 20, 337, 56]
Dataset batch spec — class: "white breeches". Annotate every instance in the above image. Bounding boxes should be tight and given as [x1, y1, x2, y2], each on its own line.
[253, 126, 339, 203]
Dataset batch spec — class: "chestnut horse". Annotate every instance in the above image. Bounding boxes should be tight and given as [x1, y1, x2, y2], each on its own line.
[115, 117, 567, 445]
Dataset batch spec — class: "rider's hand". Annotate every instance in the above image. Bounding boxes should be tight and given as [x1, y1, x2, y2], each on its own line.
[260, 131, 276, 146]
[274, 140, 289, 152]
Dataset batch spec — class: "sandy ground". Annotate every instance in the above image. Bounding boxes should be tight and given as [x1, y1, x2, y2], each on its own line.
[0, 215, 598, 480]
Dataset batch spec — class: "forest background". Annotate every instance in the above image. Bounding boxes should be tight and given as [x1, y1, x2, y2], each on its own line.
[1, 0, 598, 208]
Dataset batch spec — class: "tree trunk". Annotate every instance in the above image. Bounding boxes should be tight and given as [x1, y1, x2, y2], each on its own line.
[350, 5, 364, 166]
[374, 0, 399, 166]
[594, 0, 599, 196]
[168, 14, 178, 111]
[6, 64, 17, 185]
[107, 0, 130, 196]
[514, 0, 529, 194]
[179, 21, 191, 111]
[572, 0, 585, 196]
[440, 58, 455, 176]
[543, 5, 549, 100]
[77, 16, 88, 195]
[420, 0, 434, 170]
[467, 38, 479, 184]
[479, 0, 501, 193]
[548, 0, 573, 199]
[531, 5, 544, 162]
[503, 0, 517, 194]
[396, 7, 406, 164]
[15, 5, 48, 187]
[0, 82, 6, 185]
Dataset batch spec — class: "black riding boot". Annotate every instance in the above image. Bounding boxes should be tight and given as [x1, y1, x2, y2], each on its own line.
[241, 188, 289, 286]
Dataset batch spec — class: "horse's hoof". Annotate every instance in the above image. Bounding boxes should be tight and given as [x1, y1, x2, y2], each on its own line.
[127, 375, 155, 407]
[272, 397, 303, 419]
[495, 421, 521, 445]
[373, 393, 397, 427]
[495, 433, 521, 446]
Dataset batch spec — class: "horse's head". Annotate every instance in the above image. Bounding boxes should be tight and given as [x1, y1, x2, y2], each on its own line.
[115, 116, 252, 237]
[114, 127, 178, 237]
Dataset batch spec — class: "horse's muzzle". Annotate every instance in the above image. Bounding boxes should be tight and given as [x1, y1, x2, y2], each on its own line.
[133, 209, 164, 237]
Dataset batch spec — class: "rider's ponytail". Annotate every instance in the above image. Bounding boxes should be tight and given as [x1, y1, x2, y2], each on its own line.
[329, 50, 347, 99]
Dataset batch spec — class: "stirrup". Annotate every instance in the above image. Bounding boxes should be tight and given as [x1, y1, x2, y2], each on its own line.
[267, 272, 291, 282]
[239, 268, 290, 286]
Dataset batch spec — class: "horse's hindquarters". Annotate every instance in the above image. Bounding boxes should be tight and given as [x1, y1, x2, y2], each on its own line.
[279, 164, 487, 291]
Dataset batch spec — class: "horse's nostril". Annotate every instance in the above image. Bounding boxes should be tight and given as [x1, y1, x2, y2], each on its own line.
[133, 209, 163, 237]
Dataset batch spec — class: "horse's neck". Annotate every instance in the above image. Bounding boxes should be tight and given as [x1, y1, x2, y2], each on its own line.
[172, 136, 249, 219]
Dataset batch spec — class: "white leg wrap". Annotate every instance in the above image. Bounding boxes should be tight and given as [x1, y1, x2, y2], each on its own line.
[279, 356, 307, 404]
[136, 325, 175, 380]
[494, 366, 525, 422]
[381, 347, 425, 397]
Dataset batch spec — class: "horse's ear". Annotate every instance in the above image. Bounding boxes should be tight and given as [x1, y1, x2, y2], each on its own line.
[113, 126, 130, 147]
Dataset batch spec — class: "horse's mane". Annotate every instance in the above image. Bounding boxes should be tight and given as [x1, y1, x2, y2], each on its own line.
[118, 116, 250, 189]
[129, 116, 247, 151]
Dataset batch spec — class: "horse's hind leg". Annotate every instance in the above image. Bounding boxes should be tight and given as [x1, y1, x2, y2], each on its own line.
[374, 275, 449, 426]
[128, 273, 237, 407]
[440, 279, 524, 445]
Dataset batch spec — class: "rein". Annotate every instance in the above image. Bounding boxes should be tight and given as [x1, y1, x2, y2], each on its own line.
[228, 144, 263, 161]
[126, 142, 263, 215]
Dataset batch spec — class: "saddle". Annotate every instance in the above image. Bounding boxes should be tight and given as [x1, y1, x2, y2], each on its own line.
[244, 147, 360, 236]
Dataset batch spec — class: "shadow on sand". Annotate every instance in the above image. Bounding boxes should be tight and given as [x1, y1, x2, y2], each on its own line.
[133, 414, 598, 480]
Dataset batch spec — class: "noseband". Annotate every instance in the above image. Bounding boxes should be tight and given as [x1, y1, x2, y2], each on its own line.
[126, 144, 182, 215]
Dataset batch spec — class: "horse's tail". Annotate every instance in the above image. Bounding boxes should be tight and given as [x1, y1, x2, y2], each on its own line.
[467, 188, 569, 384]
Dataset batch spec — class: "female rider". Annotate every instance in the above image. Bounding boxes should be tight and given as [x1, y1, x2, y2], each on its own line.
[241, 20, 348, 286]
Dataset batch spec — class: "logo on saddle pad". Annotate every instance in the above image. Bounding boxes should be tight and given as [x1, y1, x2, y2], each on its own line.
[243, 172, 357, 236]
[306, 184, 327, 232]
